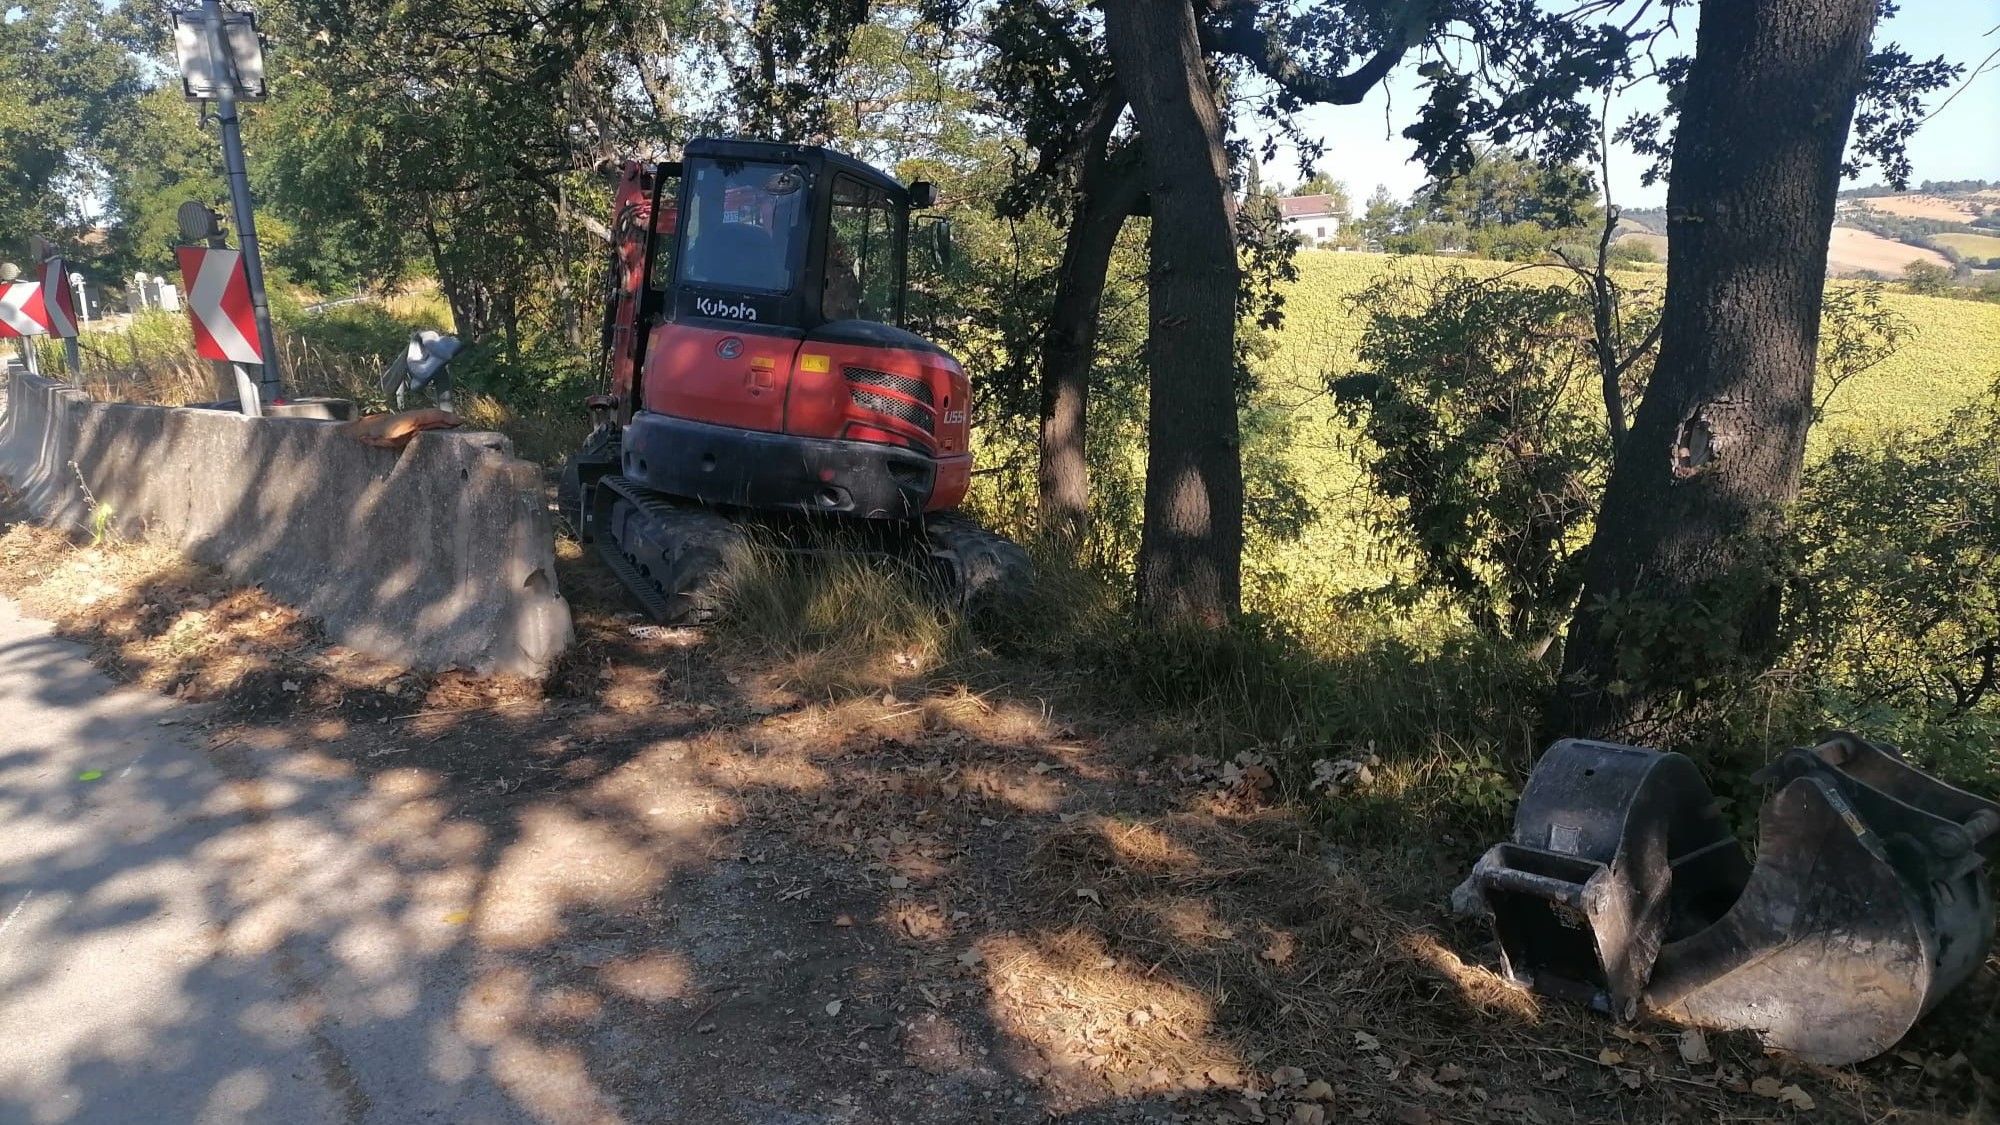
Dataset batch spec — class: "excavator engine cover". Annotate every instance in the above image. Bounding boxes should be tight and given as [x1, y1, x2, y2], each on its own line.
[1473, 733, 2000, 1065]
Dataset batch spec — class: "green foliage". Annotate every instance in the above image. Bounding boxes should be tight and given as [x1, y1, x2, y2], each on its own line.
[1406, 149, 1600, 262]
[92, 89, 222, 274]
[1814, 282, 1912, 413]
[1620, 40, 1957, 192]
[1306, 257, 1933, 753]
[1354, 185, 1400, 249]
[1330, 265, 1652, 646]
[1556, 284, 1916, 740]
[1902, 259, 1953, 295]
[1571, 527, 1797, 736]
[0, 0, 143, 258]
[1292, 171, 1350, 214]
[1358, 151, 1601, 263]
[1930, 232, 2000, 268]
[1605, 240, 1658, 266]
[1789, 387, 2000, 784]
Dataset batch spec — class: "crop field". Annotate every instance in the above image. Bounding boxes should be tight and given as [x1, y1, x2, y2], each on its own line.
[1243, 251, 2000, 615]
[1825, 225, 1951, 275]
[1933, 231, 2000, 260]
[1854, 193, 1998, 223]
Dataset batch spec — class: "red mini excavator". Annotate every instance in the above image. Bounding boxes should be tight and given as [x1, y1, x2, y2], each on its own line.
[560, 137, 1030, 621]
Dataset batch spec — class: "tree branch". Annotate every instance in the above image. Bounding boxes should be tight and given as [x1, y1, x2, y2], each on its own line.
[1207, 0, 1437, 106]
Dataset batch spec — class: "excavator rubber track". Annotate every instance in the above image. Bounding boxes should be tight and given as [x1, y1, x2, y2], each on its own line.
[568, 440, 1032, 625]
[923, 512, 1035, 619]
[587, 475, 745, 623]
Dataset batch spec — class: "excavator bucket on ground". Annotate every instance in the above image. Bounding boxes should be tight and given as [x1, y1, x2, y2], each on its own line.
[1472, 733, 2000, 1065]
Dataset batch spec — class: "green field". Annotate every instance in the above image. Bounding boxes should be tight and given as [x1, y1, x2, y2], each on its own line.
[1243, 251, 2000, 617]
[1933, 232, 2000, 260]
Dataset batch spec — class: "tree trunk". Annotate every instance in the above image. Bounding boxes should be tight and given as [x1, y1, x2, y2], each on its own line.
[1552, 0, 1878, 739]
[422, 204, 484, 341]
[1038, 88, 1142, 549]
[1103, 0, 1243, 628]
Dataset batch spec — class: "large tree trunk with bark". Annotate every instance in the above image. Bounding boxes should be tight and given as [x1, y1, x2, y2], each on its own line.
[1038, 86, 1143, 548]
[1103, 0, 1243, 627]
[1552, 0, 1879, 739]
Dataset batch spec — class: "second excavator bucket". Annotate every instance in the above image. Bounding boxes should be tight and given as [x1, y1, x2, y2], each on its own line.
[1473, 733, 2000, 1065]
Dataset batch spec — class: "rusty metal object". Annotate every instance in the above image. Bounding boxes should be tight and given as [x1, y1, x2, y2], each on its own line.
[1472, 733, 2000, 1064]
[1471, 739, 1747, 1019]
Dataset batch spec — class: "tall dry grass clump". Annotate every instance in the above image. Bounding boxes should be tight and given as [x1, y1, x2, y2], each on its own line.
[713, 536, 964, 696]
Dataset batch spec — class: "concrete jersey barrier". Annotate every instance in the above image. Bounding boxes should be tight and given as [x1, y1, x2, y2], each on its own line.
[0, 371, 572, 677]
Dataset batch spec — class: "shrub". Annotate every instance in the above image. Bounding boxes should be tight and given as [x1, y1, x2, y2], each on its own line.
[1606, 240, 1659, 266]
[1788, 385, 2000, 786]
[1329, 265, 1651, 649]
[1902, 259, 1953, 295]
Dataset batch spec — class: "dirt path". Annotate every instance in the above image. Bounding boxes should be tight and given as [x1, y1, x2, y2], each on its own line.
[0, 518, 1993, 1123]
[0, 596, 527, 1122]
[0, 584, 1136, 1123]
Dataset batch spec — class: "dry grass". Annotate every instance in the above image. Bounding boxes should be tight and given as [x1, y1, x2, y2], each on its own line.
[4, 493, 1998, 1122]
[64, 313, 389, 407]
[54, 297, 585, 466]
[454, 392, 588, 465]
[714, 539, 964, 697]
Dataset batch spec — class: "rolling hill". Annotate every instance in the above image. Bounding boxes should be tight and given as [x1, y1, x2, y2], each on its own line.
[1614, 184, 2000, 277]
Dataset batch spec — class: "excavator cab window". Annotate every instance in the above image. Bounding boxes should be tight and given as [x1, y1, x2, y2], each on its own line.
[648, 208, 677, 292]
[678, 157, 808, 294]
[824, 174, 905, 325]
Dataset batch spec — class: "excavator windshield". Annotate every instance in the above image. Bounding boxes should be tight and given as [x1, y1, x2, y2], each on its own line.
[678, 157, 809, 294]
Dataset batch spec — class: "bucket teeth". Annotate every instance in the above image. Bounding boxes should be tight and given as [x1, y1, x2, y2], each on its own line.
[1472, 732, 2000, 1064]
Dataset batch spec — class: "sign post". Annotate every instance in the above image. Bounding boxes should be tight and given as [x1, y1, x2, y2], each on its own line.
[176, 200, 259, 411]
[174, 2, 281, 406]
[175, 246, 266, 416]
[65, 276, 84, 373]
[27, 236, 80, 375]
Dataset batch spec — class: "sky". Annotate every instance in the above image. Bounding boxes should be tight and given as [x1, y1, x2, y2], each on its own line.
[1252, 0, 2000, 206]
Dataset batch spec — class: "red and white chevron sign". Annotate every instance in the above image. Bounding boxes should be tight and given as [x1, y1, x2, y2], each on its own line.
[38, 258, 77, 338]
[0, 281, 50, 338]
[176, 246, 263, 364]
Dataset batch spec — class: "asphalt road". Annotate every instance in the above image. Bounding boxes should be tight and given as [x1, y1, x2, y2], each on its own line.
[0, 597, 526, 1124]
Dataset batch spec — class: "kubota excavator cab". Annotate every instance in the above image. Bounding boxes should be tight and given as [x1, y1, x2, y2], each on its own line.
[592, 137, 967, 521]
[566, 138, 1029, 624]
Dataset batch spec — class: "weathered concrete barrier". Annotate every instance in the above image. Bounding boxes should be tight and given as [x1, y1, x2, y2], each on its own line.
[0, 372, 572, 677]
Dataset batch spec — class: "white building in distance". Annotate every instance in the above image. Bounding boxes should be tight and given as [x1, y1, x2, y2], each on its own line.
[1279, 195, 1344, 245]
